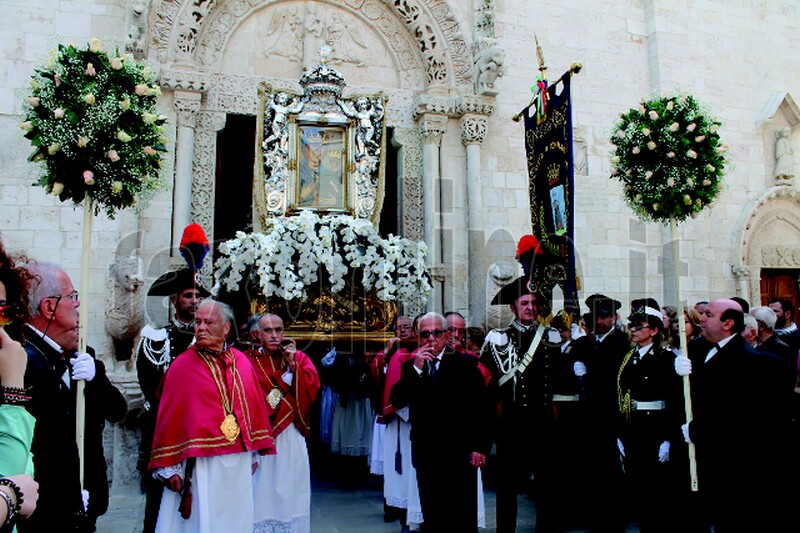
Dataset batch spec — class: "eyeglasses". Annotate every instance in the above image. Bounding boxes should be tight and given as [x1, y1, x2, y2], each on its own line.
[0, 305, 19, 326]
[46, 290, 79, 303]
[418, 330, 446, 340]
[628, 323, 650, 332]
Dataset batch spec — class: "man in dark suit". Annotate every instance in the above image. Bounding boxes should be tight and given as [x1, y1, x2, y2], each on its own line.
[21, 262, 127, 533]
[675, 298, 794, 532]
[390, 312, 490, 533]
[573, 293, 629, 533]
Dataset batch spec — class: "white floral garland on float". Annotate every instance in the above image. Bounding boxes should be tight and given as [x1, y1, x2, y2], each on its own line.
[214, 210, 430, 307]
[610, 93, 728, 222]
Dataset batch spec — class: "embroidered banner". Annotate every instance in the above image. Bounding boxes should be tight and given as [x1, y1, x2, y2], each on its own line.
[521, 71, 580, 316]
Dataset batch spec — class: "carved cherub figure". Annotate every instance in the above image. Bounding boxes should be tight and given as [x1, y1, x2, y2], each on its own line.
[263, 92, 304, 152]
[339, 97, 383, 156]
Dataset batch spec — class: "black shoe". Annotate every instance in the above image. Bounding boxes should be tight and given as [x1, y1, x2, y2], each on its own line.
[384, 503, 400, 523]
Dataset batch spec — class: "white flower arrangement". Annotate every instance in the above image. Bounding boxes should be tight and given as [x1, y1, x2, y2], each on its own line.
[20, 38, 166, 218]
[213, 211, 430, 307]
[610, 93, 727, 222]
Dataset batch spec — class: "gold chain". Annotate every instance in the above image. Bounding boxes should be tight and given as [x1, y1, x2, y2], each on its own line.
[197, 347, 237, 417]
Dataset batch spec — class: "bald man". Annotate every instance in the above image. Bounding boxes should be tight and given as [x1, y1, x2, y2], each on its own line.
[675, 298, 793, 532]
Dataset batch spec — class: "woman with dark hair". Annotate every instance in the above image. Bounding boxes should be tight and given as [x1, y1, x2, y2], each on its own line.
[617, 298, 685, 533]
[0, 240, 33, 343]
[0, 238, 39, 529]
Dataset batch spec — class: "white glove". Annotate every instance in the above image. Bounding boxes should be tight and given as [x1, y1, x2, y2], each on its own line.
[674, 355, 692, 376]
[70, 352, 96, 381]
[658, 440, 670, 462]
[681, 423, 691, 443]
[81, 489, 90, 511]
[617, 438, 625, 458]
[573, 361, 587, 377]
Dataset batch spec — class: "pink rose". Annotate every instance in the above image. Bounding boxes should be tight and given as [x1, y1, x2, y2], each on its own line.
[83, 170, 94, 185]
[85, 63, 96, 76]
[53, 108, 65, 119]
[135, 84, 148, 96]
[27, 97, 39, 107]
[107, 149, 120, 162]
[143, 146, 156, 155]
[110, 57, 123, 70]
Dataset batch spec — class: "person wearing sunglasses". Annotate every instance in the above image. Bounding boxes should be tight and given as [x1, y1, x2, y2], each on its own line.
[389, 313, 490, 533]
[617, 298, 685, 533]
[21, 261, 127, 533]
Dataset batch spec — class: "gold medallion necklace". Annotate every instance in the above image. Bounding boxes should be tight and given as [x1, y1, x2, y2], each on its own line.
[197, 346, 241, 442]
[253, 352, 284, 410]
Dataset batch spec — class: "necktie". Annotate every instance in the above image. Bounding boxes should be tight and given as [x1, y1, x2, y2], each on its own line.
[429, 358, 439, 378]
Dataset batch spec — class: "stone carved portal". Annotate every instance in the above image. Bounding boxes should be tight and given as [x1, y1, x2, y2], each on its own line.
[736, 187, 800, 303]
[148, 0, 475, 251]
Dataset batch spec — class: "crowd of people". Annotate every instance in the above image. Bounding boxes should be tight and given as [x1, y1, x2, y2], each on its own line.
[2, 225, 800, 533]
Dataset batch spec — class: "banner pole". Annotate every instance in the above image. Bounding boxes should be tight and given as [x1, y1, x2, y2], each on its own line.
[76, 198, 92, 488]
[671, 217, 699, 491]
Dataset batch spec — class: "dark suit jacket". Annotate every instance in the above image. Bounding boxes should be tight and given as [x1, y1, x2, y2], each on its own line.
[389, 349, 490, 531]
[21, 328, 127, 532]
[686, 334, 792, 529]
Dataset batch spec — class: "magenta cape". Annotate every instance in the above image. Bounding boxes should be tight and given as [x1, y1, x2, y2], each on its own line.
[149, 346, 276, 469]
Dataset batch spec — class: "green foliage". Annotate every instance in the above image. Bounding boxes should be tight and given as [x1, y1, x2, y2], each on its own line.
[609, 93, 728, 223]
[20, 39, 167, 218]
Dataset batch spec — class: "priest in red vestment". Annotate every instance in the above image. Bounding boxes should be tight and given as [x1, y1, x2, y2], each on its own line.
[248, 313, 320, 533]
[149, 299, 276, 533]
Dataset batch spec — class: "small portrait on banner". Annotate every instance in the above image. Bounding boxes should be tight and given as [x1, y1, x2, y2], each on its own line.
[296, 125, 346, 209]
[549, 184, 567, 235]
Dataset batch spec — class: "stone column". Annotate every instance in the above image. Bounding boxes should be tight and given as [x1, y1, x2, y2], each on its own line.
[461, 114, 488, 325]
[172, 90, 202, 248]
[419, 114, 447, 312]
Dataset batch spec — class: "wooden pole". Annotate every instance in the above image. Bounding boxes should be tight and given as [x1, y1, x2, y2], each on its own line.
[670, 217, 699, 491]
[76, 198, 92, 488]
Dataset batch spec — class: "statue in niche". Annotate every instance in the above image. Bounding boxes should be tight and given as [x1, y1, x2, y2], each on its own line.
[774, 126, 794, 182]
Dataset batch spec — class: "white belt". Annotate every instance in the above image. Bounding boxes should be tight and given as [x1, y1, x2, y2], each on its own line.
[632, 400, 665, 410]
[552, 394, 579, 402]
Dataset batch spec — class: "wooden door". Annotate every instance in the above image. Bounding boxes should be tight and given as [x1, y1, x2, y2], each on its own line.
[760, 269, 800, 316]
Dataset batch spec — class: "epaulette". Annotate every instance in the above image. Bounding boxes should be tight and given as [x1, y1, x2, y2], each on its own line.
[140, 324, 169, 342]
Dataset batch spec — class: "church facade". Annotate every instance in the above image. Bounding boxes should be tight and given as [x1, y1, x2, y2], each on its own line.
[1, 0, 799, 488]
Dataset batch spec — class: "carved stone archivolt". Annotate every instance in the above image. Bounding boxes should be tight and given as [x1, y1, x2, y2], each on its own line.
[148, 0, 471, 89]
[735, 186, 800, 303]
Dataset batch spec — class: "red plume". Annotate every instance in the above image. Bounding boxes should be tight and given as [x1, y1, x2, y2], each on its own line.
[179, 223, 210, 270]
[515, 235, 542, 259]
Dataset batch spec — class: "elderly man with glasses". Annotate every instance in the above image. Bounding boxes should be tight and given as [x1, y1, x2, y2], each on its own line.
[390, 312, 490, 533]
[21, 262, 127, 533]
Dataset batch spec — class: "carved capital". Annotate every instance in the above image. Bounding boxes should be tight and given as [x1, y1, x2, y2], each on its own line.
[455, 94, 495, 117]
[161, 69, 208, 93]
[414, 94, 455, 118]
[428, 264, 447, 282]
[460, 115, 487, 145]
[174, 90, 202, 128]
[418, 114, 448, 146]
